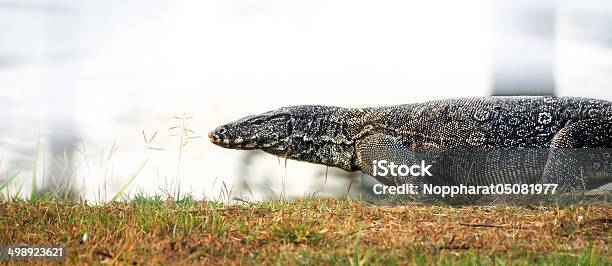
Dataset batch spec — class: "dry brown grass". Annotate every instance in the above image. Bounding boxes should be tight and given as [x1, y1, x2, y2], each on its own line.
[1, 198, 610, 265]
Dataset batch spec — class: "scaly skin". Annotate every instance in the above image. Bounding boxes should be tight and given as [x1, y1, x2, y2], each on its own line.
[209, 96, 612, 190]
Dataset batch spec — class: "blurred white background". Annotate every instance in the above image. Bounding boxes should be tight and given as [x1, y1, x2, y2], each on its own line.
[0, 0, 610, 201]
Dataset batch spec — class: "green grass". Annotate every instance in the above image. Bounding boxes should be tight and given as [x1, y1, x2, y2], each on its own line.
[0, 198, 610, 265]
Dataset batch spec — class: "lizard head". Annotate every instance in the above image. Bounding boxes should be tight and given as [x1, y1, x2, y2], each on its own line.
[209, 105, 360, 171]
[209, 108, 294, 151]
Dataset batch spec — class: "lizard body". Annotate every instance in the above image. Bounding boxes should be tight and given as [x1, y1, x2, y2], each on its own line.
[209, 97, 612, 191]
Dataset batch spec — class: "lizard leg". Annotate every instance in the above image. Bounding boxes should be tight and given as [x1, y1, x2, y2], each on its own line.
[543, 119, 612, 191]
[355, 133, 419, 186]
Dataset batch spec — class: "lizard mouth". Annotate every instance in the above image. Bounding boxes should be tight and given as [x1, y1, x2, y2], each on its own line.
[208, 131, 257, 149]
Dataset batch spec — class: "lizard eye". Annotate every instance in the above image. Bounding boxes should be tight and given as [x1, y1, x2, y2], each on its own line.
[250, 117, 265, 125]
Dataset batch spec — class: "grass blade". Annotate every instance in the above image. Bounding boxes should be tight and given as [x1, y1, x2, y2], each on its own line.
[31, 139, 40, 200]
[0, 170, 21, 191]
[111, 157, 150, 201]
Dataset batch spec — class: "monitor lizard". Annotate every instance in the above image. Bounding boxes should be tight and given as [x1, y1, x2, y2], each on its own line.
[209, 97, 612, 191]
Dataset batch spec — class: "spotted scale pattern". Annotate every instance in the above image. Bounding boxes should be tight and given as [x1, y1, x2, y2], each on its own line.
[210, 96, 612, 190]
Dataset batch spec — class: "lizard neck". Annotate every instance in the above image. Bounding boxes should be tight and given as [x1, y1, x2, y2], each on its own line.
[265, 106, 365, 171]
[264, 105, 411, 171]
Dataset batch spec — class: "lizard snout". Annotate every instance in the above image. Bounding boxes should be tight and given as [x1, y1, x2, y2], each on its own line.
[208, 131, 217, 142]
[209, 127, 248, 148]
[208, 127, 226, 145]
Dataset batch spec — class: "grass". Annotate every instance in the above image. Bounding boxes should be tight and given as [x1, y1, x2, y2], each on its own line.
[1, 117, 609, 264]
[0, 197, 610, 265]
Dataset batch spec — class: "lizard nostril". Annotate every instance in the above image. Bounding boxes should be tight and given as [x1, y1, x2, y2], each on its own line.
[218, 127, 227, 135]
